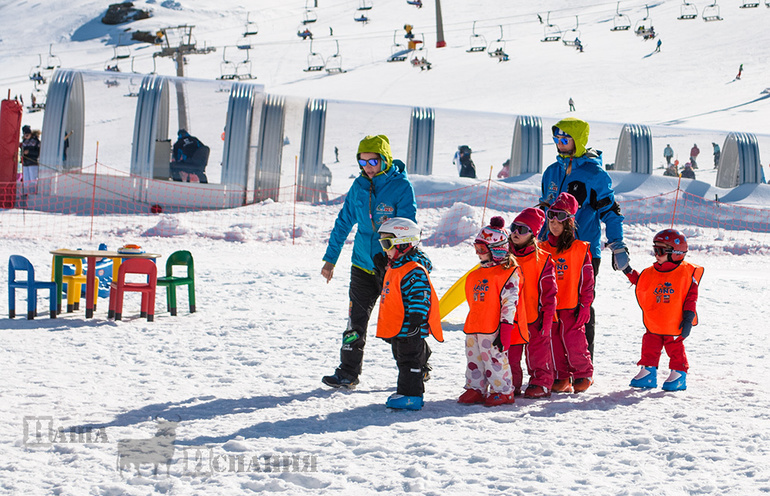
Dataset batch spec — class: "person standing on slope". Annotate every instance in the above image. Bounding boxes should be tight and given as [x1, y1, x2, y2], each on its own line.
[539, 118, 631, 361]
[321, 135, 417, 390]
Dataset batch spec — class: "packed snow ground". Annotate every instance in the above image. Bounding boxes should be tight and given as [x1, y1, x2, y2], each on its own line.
[2, 0, 770, 494]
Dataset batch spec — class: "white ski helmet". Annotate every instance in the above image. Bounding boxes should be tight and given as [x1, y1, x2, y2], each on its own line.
[378, 217, 421, 252]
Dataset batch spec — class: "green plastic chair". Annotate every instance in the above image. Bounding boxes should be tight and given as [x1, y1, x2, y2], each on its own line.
[156, 250, 196, 316]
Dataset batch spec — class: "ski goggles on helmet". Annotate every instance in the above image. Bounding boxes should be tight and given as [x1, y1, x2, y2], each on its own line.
[474, 243, 490, 254]
[358, 158, 381, 167]
[546, 209, 572, 222]
[653, 244, 684, 257]
[552, 136, 572, 146]
[379, 235, 418, 251]
[509, 223, 532, 236]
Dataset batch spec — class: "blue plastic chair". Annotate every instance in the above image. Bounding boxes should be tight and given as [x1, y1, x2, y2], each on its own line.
[9, 255, 57, 319]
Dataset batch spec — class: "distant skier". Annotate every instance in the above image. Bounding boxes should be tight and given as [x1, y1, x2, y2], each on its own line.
[712, 142, 720, 169]
[663, 144, 674, 166]
[689, 143, 700, 169]
[568, 97, 575, 112]
[736, 63, 743, 80]
[655, 39, 661, 53]
[334, 146, 339, 163]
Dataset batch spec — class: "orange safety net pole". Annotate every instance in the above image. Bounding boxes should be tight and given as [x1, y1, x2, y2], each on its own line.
[480, 165, 493, 225]
[670, 174, 682, 228]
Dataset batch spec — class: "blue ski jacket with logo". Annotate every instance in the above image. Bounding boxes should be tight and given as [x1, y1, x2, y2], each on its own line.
[324, 159, 416, 273]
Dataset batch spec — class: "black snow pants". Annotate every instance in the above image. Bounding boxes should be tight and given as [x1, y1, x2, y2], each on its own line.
[391, 335, 431, 397]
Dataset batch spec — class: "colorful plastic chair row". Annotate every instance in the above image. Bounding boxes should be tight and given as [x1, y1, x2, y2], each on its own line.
[8, 255, 57, 319]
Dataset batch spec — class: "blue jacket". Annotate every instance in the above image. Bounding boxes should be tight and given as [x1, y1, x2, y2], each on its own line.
[324, 160, 416, 273]
[540, 149, 624, 259]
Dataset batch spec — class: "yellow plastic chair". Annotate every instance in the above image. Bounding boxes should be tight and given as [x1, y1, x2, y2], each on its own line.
[51, 257, 98, 313]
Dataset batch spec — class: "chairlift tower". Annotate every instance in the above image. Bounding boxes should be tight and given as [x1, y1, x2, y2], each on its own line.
[154, 25, 215, 131]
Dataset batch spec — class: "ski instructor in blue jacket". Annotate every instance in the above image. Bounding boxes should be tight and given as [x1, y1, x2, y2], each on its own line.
[539, 117, 632, 360]
[321, 134, 417, 389]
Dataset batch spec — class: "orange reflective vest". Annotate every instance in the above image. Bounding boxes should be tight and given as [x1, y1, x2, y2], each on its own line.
[514, 247, 552, 326]
[539, 239, 590, 310]
[635, 261, 704, 336]
[464, 264, 529, 345]
[376, 261, 444, 342]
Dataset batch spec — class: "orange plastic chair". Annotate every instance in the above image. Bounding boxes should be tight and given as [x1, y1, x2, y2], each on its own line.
[51, 257, 98, 313]
[108, 259, 157, 322]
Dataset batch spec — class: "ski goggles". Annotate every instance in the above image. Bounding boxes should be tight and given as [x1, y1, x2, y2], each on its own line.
[474, 243, 490, 254]
[552, 136, 573, 146]
[379, 235, 418, 251]
[653, 245, 671, 256]
[546, 209, 573, 222]
[358, 158, 381, 167]
[509, 223, 532, 236]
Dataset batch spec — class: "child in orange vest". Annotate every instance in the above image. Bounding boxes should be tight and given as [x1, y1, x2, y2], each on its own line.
[626, 229, 702, 391]
[508, 208, 558, 399]
[539, 193, 595, 393]
[458, 216, 523, 407]
[376, 217, 443, 410]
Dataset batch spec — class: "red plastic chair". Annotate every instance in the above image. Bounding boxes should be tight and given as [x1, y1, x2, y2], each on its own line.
[108, 259, 157, 322]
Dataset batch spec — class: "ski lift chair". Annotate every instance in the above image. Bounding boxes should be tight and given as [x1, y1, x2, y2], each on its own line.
[358, 0, 373, 10]
[541, 12, 561, 42]
[156, 250, 196, 316]
[487, 26, 508, 61]
[236, 35, 254, 50]
[410, 49, 431, 70]
[45, 44, 62, 71]
[236, 59, 255, 80]
[325, 40, 345, 73]
[611, 2, 631, 30]
[303, 9, 318, 24]
[28, 86, 46, 113]
[243, 13, 259, 35]
[467, 21, 487, 52]
[562, 16, 581, 46]
[739, 0, 759, 7]
[702, 1, 723, 20]
[406, 0, 423, 6]
[8, 255, 57, 320]
[354, 14, 369, 24]
[304, 41, 325, 72]
[388, 30, 409, 61]
[678, 0, 698, 19]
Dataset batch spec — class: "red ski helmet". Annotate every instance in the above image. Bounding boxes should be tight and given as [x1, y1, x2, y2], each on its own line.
[653, 228, 688, 262]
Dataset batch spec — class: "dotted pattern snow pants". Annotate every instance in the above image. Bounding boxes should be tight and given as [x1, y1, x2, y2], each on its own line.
[464, 332, 513, 394]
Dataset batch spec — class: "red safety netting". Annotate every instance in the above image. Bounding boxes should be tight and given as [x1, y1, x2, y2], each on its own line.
[1, 165, 769, 249]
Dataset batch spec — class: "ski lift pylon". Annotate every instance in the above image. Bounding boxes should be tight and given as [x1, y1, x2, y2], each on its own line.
[541, 12, 561, 42]
[467, 21, 487, 52]
[611, 2, 631, 31]
[678, 0, 698, 19]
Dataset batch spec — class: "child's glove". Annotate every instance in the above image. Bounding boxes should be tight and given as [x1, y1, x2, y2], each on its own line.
[679, 310, 695, 339]
[574, 304, 591, 327]
[625, 269, 640, 285]
[495, 323, 514, 352]
[607, 241, 633, 274]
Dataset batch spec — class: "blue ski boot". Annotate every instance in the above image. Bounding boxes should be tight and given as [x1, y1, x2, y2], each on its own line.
[662, 370, 687, 391]
[386, 394, 424, 411]
[629, 366, 658, 388]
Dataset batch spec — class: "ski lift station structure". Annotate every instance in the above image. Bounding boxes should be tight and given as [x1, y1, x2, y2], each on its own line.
[541, 12, 561, 42]
[611, 2, 631, 31]
[678, 0, 698, 19]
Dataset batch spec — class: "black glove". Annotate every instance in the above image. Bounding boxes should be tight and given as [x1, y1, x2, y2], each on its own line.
[373, 252, 388, 275]
[406, 314, 426, 337]
[492, 333, 504, 353]
[679, 310, 695, 339]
